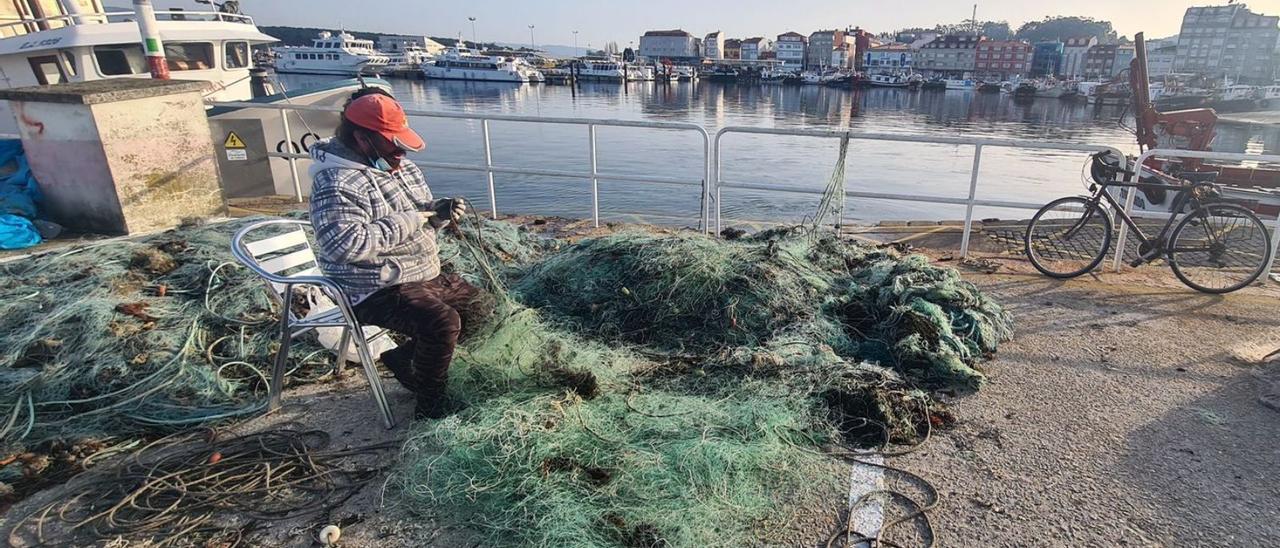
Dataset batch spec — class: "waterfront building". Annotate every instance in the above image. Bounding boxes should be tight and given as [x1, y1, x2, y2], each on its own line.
[740, 37, 771, 61]
[1061, 36, 1098, 78]
[909, 32, 941, 50]
[915, 34, 981, 78]
[723, 38, 742, 60]
[1031, 42, 1064, 77]
[1084, 44, 1118, 80]
[1112, 45, 1135, 78]
[864, 44, 914, 74]
[1148, 43, 1178, 77]
[807, 30, 846, 70]
[639, 29, 700, 62]
[704, 31, 724, 60]
[847, 28, 875, 70]
[831, 43, 852, 69]
[975, 39, 1031, 81]
[377, 36, 445, 57]
[776, 32, 807, 67]
[1175, 4, 1279, 84]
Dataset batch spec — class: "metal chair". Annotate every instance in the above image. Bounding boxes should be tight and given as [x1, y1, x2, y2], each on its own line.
[230, 219, 395, 428]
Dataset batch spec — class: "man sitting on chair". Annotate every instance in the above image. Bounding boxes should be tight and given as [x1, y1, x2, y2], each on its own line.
[308, 89, 478, 419]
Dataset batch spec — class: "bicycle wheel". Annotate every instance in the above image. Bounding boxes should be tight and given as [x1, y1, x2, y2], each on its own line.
[1168, 202, 1273, 294]
[1025, 196, 1113, 278]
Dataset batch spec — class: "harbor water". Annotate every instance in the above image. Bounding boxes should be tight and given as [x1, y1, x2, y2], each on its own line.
[277, 75, 1280, 225]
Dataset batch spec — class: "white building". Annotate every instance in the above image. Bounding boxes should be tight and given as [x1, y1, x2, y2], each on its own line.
[639, 29, 700, 61]
[1147, 43, 1178, 77]
[1061, 36, 1098, 78]
[831, 43, 852, 69]
[377, 35, 445, 56]
[775, 32, 806, 67]
[864, 44, 914, 73]
[740, 37, 770, 61]
[704, 30, 724, 60]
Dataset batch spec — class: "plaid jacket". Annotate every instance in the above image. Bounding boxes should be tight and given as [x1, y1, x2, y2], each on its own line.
[308, 139, 441, 304]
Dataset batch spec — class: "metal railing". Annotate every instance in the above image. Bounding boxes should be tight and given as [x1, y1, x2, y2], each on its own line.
[1113, 148, 1280, 274]
[712, 126, 1127, 257]
[0, 10, 253, 34]
[208, 101, 712, 230]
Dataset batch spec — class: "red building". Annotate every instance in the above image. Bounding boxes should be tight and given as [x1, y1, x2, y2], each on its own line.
[975, 39, 1032, 80]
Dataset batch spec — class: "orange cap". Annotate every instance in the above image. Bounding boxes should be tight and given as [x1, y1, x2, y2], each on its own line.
[342, 94, 425, 152]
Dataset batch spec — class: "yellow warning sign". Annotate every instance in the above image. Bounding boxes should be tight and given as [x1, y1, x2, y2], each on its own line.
[224, 132, 247, 149]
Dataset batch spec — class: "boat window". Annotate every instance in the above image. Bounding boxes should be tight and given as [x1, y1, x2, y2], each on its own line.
[225, 41, 250, 69]
[165, 42, 214, 71]
[93, 44, 147, 76]
[28, 55, 66, 85]
[60, 50, 76, 77]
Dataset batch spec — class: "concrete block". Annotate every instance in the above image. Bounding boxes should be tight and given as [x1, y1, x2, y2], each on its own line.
[0, 79, 225, 235]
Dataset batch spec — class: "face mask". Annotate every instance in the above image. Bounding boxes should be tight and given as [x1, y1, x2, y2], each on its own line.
[369, 156, 394, 171]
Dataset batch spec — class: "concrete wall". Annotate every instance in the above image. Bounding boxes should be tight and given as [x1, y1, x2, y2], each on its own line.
[0, 79, 224, 235]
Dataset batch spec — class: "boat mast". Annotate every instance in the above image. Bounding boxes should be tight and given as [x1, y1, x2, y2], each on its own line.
[131, 0, 170, 79]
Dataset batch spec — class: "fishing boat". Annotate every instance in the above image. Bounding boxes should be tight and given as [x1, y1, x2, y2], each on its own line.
[675, 65, 698, 81]
[705, 67, 739, 83]
[576, 58, 627, 82]
[422, 43, 542, 83]
[868, 74, 911, 88]
[626, 64, 655, 82]
[383, 46, 433, 73]
[274, 31, 390, 76]
[944, 79, 977, 91]
[977, 82, 1002, 93]
[920, 78, 947, 91]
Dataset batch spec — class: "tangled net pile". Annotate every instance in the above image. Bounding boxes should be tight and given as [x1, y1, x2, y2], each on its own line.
[397, 223, 1013, 547]
[0, 211, 1012, 547]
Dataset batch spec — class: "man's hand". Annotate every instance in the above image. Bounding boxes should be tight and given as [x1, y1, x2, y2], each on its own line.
[432, 198, 468, 222]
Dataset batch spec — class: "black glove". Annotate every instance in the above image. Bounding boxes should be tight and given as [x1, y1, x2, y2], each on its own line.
[431, 198, 468, 223]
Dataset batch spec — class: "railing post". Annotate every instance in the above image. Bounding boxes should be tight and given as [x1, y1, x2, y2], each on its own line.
[588, 124, 600, 228]
[481, 119, 497, 219]
[1268, 209, 1280, 281]
[714, 133, 724, 235]
[1111, 152, 1149, 272]
[280, 113, 303, 203]
[960, 144, 983, 258]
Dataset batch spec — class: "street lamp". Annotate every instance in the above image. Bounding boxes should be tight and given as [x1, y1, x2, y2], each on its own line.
[528, 25, 536, 51]
[573, 30, 579, 53]
[467, 17, 477, 45]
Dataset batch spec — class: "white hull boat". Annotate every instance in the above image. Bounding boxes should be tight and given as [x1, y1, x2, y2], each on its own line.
[274, 31, 390, 76]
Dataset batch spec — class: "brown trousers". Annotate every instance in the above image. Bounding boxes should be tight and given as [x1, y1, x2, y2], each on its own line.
[353, 274, 486, 395]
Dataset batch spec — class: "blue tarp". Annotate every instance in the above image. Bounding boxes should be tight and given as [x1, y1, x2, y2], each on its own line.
[0, 140, 42, 249]
[0, 214, 40, 250]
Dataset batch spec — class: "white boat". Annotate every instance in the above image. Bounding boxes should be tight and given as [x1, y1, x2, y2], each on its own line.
[577, 59, 627, 82]
[944, 79, 977, 91]
[384, 46, 433, 73]
[1034, 82, 1071, 98]
[274, 31, 390, 76]
[626, 64, 655, 82]
[675, 66, 698, 81]
[423, 43, 541, 83]
[868, 74, 910, 88]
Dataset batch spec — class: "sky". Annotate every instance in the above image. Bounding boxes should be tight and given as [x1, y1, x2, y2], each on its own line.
[115, 0, 1280, 48]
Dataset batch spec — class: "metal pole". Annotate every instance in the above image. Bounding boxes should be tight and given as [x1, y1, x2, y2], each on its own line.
[132, 0, 170, 79]
[1267, 209, 1280, 280]
[960, 144, 983, 257]
[482, 119, 497, 219]
[1111, 152, 1148, 271]
[589, 124, 600, 227]
[280, 113, 303, 202]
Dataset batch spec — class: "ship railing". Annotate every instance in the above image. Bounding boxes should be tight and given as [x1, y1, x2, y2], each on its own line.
[1114, 148, 1280, 275]
[207, 101, 713, 230]
[0, 10, 254, 35]
[713, 126, 1129, 261]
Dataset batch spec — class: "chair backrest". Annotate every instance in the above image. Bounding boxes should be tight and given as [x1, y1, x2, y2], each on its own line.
[231, 219, 326, 299]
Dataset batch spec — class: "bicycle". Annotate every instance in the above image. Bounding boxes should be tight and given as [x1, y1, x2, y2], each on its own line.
[1024, 152, 1273, 294]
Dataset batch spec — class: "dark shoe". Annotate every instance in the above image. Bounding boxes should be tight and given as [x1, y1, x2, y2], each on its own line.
[415, 392, 468, 420]
[379, 346, 418, 392]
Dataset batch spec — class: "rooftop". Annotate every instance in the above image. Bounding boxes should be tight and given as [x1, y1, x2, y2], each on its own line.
[642, 29, 693, 38]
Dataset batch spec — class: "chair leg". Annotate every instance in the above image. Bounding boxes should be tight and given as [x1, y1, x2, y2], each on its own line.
[270, 287, 294, 413]
[350, 327, 396, 429]
[335, 327, 352, 376]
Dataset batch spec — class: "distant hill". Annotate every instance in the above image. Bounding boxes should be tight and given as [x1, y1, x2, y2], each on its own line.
[259, 25, 501, 51]
[257, 26, 586, 58]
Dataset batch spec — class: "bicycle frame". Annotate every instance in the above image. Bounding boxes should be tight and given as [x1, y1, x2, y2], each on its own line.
[1077, 178, 1204, 264]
